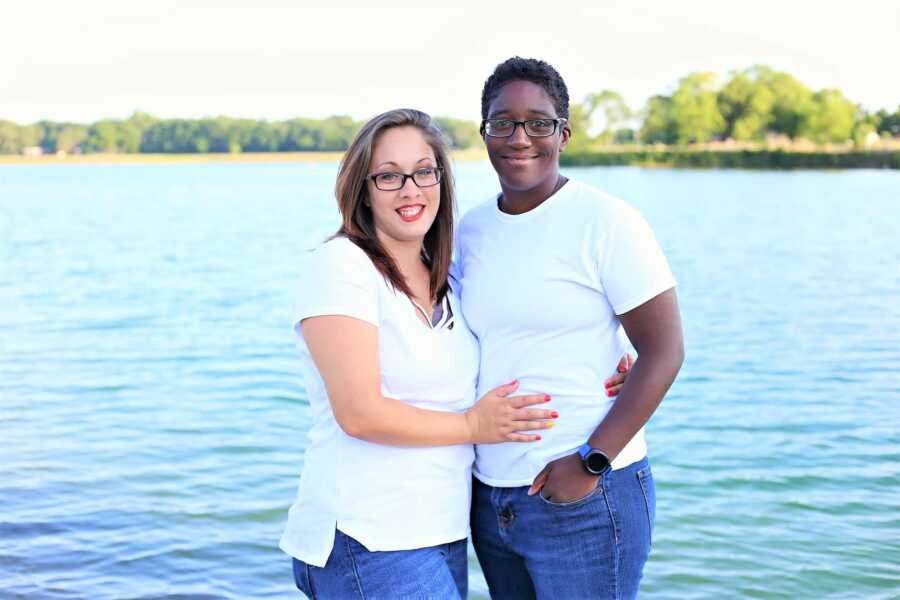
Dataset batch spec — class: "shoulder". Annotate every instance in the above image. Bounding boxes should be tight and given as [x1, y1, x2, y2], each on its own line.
[561, 180, 651, 241]
[304, 236, 379, 285]
[312, 236, 376, 270]
[565, 180, 635, 222]
[458, 196, 498, 233]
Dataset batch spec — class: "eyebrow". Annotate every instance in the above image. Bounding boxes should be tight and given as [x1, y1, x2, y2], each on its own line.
[488, 109, 556, 118]
[374, 157, 435, 169]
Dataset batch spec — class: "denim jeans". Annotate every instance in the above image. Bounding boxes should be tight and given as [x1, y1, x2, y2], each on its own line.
[471, 456, 655, 600]
[291, 529, 468, 599]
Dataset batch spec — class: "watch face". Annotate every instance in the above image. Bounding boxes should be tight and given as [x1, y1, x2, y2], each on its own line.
[586, 451, 609, 474]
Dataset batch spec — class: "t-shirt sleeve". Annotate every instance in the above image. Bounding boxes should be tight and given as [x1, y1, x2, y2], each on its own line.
[597, 204, 676, 315]
[292, 239, 380, 329]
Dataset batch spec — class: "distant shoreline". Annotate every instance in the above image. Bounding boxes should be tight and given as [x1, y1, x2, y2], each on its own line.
[4, 148, 897, 169]
[0, 148, 489, 166]
[561, 148, 900, 170]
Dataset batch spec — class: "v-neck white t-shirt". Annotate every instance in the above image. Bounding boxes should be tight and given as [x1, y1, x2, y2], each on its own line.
[279, 236, 479, 567]
[454, 180, 676, 486]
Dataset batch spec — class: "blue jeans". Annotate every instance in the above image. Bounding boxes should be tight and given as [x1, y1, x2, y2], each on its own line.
[471, 456, 655, 600]
[291, 529, 468, 599]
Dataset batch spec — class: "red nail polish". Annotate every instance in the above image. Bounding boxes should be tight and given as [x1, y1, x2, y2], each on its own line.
[543, 394, 551, 401]
[535, 435, 542, 441]
[551, 411, 559, 419]
[607, 390, 614, 397]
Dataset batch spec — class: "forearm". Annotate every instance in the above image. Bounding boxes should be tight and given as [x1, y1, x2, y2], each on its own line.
[338, 394, 474, 448]
[588, 343, 683, 461]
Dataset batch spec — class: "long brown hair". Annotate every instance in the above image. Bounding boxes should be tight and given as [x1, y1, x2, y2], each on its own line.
[334, 108, 456, 303]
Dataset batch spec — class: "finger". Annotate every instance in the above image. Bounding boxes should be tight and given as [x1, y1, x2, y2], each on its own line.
[604, 371, 626, 388]
[625, 352, 635, 370]
[616, 353, 629, 373]
[509, 394, 551, 409]
[491, 379, 520, 398]
[512, 408, 558, 421]
[606, 383, 623, 397]
[511, 420, 555, 432]
[528, 469, 550, 496]
[507, 432, 543, 443]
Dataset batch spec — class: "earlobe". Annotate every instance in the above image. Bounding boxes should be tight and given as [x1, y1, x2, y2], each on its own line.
[559, 129, 571, 152]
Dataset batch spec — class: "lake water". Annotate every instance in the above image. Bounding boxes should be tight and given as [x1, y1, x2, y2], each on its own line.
[2, 161, 899, 599]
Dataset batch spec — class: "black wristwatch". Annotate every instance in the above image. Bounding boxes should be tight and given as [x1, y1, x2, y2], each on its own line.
[577, 443, 611, 476]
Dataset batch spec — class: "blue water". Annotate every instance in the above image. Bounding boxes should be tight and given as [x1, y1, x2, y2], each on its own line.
[2, 161, 899, 599]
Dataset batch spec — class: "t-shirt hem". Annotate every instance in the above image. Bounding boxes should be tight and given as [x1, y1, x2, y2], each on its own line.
[337, 522, 470, 553]
[612, 280, 677, 315]
[473, 452, 648, 488]
[293, 306, 379, 328]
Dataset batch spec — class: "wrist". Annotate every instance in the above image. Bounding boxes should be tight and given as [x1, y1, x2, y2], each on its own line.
[463, 409, 479, 444]
[577, 442, 611, 475]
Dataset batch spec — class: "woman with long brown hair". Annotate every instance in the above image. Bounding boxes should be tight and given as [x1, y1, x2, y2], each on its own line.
[279, 108, 561, 599]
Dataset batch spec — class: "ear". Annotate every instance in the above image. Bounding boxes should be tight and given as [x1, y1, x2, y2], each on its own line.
[559, 123, 571, 153]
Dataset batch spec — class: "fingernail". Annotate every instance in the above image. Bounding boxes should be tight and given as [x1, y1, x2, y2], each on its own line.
[607, 389, 614, 397]
[604, 380, 612, 388]
[511, 379, 518, 385]
[543, 394, 551, 401]
[550, 411, 559, 419]
[546, 421, 555, 428]
[535, 435, 542, 441]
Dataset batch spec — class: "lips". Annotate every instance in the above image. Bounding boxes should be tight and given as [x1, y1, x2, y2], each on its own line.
[502, 154, 540, 166]
[396, 204, 426, 222]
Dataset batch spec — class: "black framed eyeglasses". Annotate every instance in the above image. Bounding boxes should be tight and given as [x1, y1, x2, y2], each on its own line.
[366, 166, 443, 191]
[481, 118, 568, 138]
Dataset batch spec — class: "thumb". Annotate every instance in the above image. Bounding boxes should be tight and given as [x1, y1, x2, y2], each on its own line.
[528, 467, 550, 496]
[492, 379, 519, 398]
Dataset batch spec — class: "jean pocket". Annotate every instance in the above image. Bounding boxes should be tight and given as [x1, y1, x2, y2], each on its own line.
[538, 481, 603, 508]
[636, 466, 656, 546]
[292, 558, 315, 599]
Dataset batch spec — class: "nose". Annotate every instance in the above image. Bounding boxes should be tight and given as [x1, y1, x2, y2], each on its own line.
[507, 123, 531, 148]
[398, 174, 421, 197]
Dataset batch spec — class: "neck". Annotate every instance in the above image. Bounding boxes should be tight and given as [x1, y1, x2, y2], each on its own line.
[499, 171, 566, 215]
[379, 235, 426, 277]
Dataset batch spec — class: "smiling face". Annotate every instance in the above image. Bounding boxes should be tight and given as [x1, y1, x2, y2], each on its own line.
[366, 126, 441, 250]
[483, 80, 570, 196]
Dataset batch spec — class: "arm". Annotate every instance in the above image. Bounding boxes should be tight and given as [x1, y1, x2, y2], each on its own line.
[530, 288, 683, 500]
[302, 315, 557, 448]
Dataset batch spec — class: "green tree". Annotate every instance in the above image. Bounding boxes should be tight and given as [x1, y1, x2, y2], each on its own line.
[639, 95, 677, 144]
[56, 125, 88, 153]
[670, 72, 725, 144]
[432, 117, 480, 149]
[584, 90, 632, 143]
[0, 120, 40, 153]
[801, 89, 857, 143]
[718, 66, 776, 141]
[875, 106, 900, 137]
[768, 72, 815, 138]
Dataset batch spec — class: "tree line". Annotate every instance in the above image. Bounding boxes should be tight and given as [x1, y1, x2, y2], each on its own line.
[1, 65, 898, 155]
[0, 114, 481, 155]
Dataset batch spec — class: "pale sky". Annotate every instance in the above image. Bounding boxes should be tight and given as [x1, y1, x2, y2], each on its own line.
[2, 0, 898, 124]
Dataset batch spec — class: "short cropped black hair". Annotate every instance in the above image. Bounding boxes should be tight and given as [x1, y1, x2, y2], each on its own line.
[481, 57, 570, 120]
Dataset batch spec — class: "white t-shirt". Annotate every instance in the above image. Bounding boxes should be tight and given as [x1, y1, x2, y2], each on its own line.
[454, 180, 676, 487]
[279, 236, 479, 567]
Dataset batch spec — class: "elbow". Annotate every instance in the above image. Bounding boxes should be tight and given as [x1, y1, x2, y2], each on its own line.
[333, 401, 382, 441]
[335, 414, 371, 440]
[673, 338, 685, 372]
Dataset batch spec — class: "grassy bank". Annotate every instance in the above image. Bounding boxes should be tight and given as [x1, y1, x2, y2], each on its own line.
[560, 149, 900, 169]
